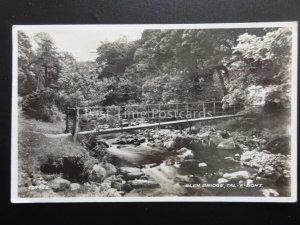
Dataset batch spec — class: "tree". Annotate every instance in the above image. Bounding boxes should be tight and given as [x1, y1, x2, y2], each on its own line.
[18, 31, 35, 95]
[223, 28, 292, 108]
[31, 32, 61, 91]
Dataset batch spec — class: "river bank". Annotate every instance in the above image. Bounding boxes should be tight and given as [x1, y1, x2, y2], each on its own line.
[18, 112, 291, 198]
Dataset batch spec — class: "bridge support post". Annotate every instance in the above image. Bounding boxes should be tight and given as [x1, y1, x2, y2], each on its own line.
[73, 108, 79, 142]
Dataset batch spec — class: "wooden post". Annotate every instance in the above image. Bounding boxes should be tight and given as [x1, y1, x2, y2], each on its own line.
[233, 103, 236, 114]
[120, 107, 123, 133]
[203, 103, 205, 118]
[146, 105, 149, 121]
[213, 102, 216, 116]
[158, 105, 161, 129]
[176, 104, 179, 120]
[186, 103, 189, 121]
[73, 108, 80, 142]
[65, 108, 69, 133]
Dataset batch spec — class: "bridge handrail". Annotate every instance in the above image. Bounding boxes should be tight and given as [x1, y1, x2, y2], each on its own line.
[67, 101, 235, 110]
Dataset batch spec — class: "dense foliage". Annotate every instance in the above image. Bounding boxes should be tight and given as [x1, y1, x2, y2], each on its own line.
[18, 27, 293, 120]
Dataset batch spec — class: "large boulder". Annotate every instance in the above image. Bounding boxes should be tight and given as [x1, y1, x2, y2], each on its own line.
[177, 148, 194, 161]
[164, 140, 177, 150]
[89, 165, 107, 182]
[240, 151, 253, 162]
[217, 138, 236, 150]
[119, 167, 141, 174]
[124, 172, 145, 180]
[266, 137, 290, 155]
[209, 134, 224, 145]
[102, 163, 117, 177]
[128, 180, 160, 189]
[50, 178, 71, 192]
[223, 171, 251, 181]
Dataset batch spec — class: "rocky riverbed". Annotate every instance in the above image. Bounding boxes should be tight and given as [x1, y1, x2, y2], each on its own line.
[19, 126, 291, 198]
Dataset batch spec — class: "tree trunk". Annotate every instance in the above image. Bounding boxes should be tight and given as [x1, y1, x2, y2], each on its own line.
[215, 67, 228, 96]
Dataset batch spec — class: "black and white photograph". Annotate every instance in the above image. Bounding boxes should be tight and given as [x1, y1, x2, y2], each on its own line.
[11, 23, 297, 202]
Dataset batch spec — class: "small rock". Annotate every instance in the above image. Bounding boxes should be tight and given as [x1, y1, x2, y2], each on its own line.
[153, 134, 160, 139]
[164, 140, 177, 150]
[234, 153, 241, 160]
[50, 178, 71, 192]
[138, 137, 146, 143]
[246, 179, 254, 186]
[217, 138, 236, 150]
[102, 188, 122, 197]
[89, 165, 107, 182]
[120, 183, 132, 192]
[240, 152, 252, 162]
[223, 171, 251, 181]
[70, 183, 81, 191]
[217, 178, 229, 184]
[261, 188, 280, 197]
[126, 138, 135, 144]
[198, 162, 208, 168]
[111, 181, 122, 190]
[177, 149, 194, 161]
[262, 150, 271, 154]
[140, 175, 149, 180]
[219, 130, 230, 139]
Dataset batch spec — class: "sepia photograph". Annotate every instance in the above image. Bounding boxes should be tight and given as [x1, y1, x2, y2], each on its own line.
[11, 23, 297, 202]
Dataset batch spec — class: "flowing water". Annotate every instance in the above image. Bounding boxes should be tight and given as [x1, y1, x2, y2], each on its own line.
[100, 132, 290, 197]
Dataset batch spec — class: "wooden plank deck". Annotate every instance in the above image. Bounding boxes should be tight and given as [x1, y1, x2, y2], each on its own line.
[78, 114, 244, 135]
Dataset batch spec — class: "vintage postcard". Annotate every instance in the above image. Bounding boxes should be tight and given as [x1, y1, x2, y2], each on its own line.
[11, 22, 297, 202]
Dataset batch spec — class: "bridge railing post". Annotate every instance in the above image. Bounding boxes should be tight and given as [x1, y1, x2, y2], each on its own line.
[158, 104, 161, 129]
[120, 106, 123, 133]
[213, 102, 216, 117]
[186, 103, 189, 121]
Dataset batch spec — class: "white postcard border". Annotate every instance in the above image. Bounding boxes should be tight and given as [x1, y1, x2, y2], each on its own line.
[11, 22, 298, 203]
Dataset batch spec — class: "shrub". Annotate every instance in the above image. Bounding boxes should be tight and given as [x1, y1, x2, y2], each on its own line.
[22, 88, 59, 122]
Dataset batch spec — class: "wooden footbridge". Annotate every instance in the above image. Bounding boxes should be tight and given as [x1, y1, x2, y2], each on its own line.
[64, 101, 244, 141]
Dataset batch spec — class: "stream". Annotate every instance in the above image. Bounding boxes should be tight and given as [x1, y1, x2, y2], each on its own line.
[99, 130, 290, 197]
